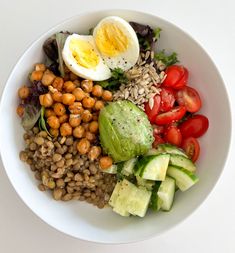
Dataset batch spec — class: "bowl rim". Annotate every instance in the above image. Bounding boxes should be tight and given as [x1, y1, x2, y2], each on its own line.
[0, 9, 232, 244]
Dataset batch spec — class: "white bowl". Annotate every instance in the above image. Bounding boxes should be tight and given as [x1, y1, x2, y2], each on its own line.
[0, 10, 232, 244]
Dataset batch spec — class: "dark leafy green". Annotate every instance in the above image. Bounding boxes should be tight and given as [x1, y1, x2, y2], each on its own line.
[155, 50, 179, 67]
[97, 68, 128, 90]
[43, 32, 70, 76]
[129, 21, 161, 51]
[38, 107, 52, 136]
[21, 81, 47, 130]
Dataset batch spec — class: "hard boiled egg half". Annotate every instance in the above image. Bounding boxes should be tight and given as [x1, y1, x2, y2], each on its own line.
[62, 16, 139, 81]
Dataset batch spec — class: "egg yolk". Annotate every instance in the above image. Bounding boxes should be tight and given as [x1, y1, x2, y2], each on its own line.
[69, 38, 99, 69]
[95, 23, 129, 57]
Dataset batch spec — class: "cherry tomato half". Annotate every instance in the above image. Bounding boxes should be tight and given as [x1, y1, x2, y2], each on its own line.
[164, 125, 182, 146]
[182, 137, 200, 162]
[144, 95, 161, 123]
[153, 134, 165, 148]
[179, 114, 209, 138]
[162, 65, 188, 90]
[159, 87, 176, 112]
[155, 106, 186, 125]
[176, 86, 202, 113]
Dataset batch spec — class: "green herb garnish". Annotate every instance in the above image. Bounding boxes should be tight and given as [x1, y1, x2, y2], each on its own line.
[39, 106, 52, 137]
[154, 27, 162, 41]
[98, 68, 128, 90]
[155, 50, 179, 67]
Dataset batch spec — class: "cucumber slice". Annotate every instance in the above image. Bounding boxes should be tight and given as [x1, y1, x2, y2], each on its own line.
[102, 164, 117, 174]
[110, 179, 151, 217]
[111, 180, 132, 217]
[157, 176, 175, 211]
[167, 165, 199, 191]
[135, 154, 170, 181]
[145, 148, 164, 156]
[157, 144, 187, 157]
[149, 181, 162, 211]
[169, 154, 196, 172]
[136, 176, 155, 191]
[122, 158, 137, 176]
[109, 181, 122, 207]
[126, 185, 152, 217]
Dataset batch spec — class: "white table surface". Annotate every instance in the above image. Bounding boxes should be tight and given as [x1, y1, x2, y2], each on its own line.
[1, 0, 235, 252]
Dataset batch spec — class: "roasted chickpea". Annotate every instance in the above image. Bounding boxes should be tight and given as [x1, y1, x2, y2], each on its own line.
[54, 103, 66, 116]
[64, 81, 76, 92]
[60, 123, 72, 136]
[18, 85, 30, 99]
[45, 108, 56, 118]
[69, 72, 78, 81]
[88, 146, 101, 161]
[62, 93, 76, 105]
[16, 105, 24, 117]
[69, 115, 81, 128]
[52, 91, 63, 102]
[92, 85, 103, 97]
[63, 73, 70, 81]
[50, 128, 59, 137]
[77, 138, 90, 154]
[102, 90, 113, 101]
[39, 93, 53, 107]
[82, 97, 95, 109]
[68, 102, 84, 114]
[73, 79, 80, 86]
[41, 69, 56, 86]
[72, 88, 86, 101]
[89, 121, 99, 133]
[82, 123, 90, 130]
[81, 110, 93, 122]
[64, 65, 70, 74]
[35, 63, 46, 72]
[59, 114, 69, 124]
[30, 70, 44, 82]
[47, 116, 60, 129]
[92, 113, 98, 121]
[99, 156, 113, 170]
[81, 80, 93, 93]
[52, 77, 64, 91]
[85, 131, 96, 142]
[73, 125, 85, 138]
[94, 100, 104, 111]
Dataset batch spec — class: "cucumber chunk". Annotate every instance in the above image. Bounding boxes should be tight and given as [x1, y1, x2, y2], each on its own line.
[110, 179, 151, 217]
[122, 158, 137, 175]
[102, 164, 118, 174]
[135, 154, 170, 181]
[136, 176, 155, 191]
[157, 176, 176, 211]
[145, 148, 163, 156]
[167, 165, 199, 191]
[157, 144, 187, 157]
[149, 181, 162, 211]
[169, 154, 196, 172]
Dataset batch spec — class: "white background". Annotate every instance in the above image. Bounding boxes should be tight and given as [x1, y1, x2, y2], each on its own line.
[0, 0, 235, 252]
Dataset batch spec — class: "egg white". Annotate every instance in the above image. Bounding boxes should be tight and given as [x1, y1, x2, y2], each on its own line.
[93, 16, 140, 71]
[62, 34, 111, 81]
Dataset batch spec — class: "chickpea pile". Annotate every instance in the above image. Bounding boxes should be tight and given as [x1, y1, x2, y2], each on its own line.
[17, 63, 114, 170]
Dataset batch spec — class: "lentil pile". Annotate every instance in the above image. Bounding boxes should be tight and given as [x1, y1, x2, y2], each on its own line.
[17, 63, 117, 208]
[113, 50, 166, 110]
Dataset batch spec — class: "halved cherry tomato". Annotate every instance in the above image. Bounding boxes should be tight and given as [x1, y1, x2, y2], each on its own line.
[159, 87, 176, 112]
[164, 125, 182, 146]
[153, 134, 165, 148]
[144, 95, 161, 123]
[155, 106, 186, 125]
[176, 86, 201, 113]
[182, 137, 200, 162]
[162, 65, 188, 90]
[153, 125, 165, 135]
[179, 114, 209, 138]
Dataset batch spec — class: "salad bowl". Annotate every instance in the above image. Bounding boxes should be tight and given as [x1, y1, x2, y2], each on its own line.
[0, 9, 231, 243]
